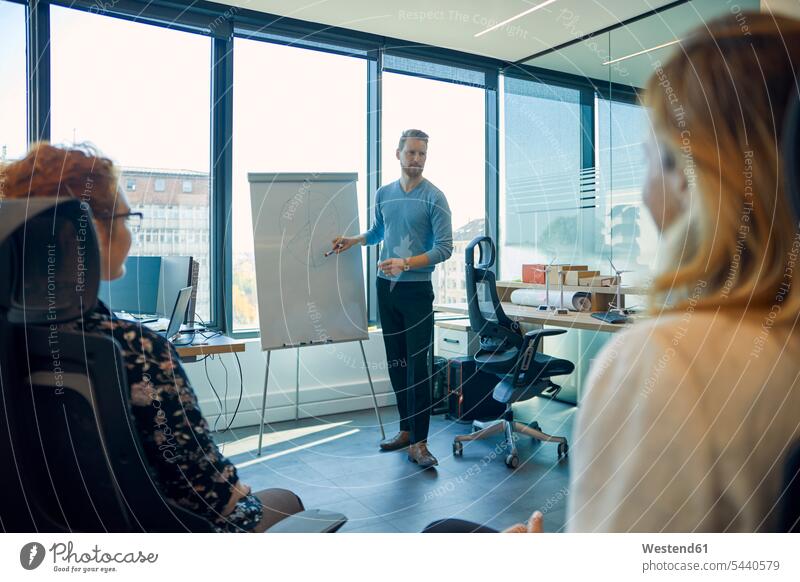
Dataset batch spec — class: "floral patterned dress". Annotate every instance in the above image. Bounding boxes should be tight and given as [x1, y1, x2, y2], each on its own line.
[67, 301, 263, 532]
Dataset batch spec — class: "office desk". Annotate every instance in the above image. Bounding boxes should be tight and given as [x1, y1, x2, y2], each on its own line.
[434, 302, 643, 334]
[174, 334, 248, 362]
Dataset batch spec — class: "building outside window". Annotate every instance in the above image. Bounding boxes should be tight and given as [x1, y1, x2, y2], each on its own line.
[50, 6, 212, 320]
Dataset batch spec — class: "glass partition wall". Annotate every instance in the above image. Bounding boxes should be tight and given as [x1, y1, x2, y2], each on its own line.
[509, 0, 759, 404]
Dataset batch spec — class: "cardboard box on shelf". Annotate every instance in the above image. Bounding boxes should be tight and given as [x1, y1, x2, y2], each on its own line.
[580, 275, 621, 287]
[565, 270, 600, 286]
[522, 263, 569, 284]
[553, 265, 588, 285]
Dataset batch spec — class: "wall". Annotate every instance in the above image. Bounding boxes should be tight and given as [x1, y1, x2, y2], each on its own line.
[184, 330, 396, 430]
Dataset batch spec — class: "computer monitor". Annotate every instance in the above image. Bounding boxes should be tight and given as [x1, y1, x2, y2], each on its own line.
[99, 256, 161, 315]
[158, 256, 193, 319]
[164, 286, 193, 341]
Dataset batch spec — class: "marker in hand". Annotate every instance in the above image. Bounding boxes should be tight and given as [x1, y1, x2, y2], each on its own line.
[324, 243, 343, 257]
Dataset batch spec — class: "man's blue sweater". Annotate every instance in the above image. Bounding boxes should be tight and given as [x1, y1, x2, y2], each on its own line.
[362, 178, 453, 282]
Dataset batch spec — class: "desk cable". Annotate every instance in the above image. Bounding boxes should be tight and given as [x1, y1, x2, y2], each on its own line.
[191, 311, 243, 432]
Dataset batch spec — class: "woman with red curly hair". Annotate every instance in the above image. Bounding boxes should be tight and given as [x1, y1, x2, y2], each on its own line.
[2, 142, 304, 532]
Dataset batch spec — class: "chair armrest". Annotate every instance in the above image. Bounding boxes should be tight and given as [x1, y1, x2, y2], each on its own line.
[524, 328, 567, 339]
[265, 509, 347, 533]
[508, 328, 568, 386]
[523, 328, 566, 354]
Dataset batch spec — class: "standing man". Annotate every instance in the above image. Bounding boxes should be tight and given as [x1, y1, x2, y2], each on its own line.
[332, 129, 453, 467]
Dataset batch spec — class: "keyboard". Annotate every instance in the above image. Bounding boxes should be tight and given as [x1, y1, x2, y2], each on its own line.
[591, 311, 631, 324]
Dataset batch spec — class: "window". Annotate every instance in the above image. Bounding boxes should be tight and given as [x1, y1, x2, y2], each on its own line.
[231, 38, 368, 330]
[0, 1, 27, 162]
[182, 179, 193, 193]
[50, 6, 212, 320]
[126, 178, 136, 191]
[597, 98, 657, 283]
[500, 76, 598, 280]
[381, 67, 486, 304]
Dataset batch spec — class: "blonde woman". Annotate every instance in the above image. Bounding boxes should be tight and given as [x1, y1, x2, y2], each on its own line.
[558, 12, 800, 533]
[433, 13, 800, 534]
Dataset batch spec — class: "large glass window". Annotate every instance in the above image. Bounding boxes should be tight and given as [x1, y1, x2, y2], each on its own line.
[231, 39, 368, 330]
[597, 98, 657, 283]
[0, 0, 27, 162]
[50, 6, 213, 320]
[500, 76, 601, 280]
[381, 70, 485, 305]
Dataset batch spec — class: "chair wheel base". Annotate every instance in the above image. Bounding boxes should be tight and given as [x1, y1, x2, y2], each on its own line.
[558, 441, 569, 457]
[505, 454, 519, 468]
[453, 441, 463, 456]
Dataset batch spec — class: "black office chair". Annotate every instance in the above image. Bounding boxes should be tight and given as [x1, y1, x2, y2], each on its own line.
[775, 441, 800, 533]
[452, 236, 574, 468]
[778, 89, 800, 534]
[0, 197, 345, 533]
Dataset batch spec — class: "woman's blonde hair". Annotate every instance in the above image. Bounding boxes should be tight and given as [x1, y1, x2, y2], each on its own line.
[645, 12, 800, 324]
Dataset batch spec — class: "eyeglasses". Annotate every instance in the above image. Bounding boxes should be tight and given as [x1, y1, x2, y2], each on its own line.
[100, 211, 144, 232]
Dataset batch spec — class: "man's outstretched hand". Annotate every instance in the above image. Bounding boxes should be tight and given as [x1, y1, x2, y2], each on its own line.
[330, 235, 361, 254]
[503, 510, 544, 533]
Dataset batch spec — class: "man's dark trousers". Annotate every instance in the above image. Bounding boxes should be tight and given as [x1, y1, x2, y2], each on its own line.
[376, 277, 434, 444]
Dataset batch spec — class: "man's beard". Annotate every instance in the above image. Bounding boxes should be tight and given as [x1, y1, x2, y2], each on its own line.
[403, 165, 423, 177]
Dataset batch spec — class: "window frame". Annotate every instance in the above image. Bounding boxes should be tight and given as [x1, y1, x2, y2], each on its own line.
[18, 0, 641, 336]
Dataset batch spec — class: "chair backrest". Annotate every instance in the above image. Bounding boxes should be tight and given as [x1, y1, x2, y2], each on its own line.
[779, 77, 800, 533]
[784, 84, 800, 221]
[465, 236, 522, 351]
[0, 197, 99, 323]
[778, 440, 800, 533]
[0, 198, 214, 532]
[8, 325, 215, 532]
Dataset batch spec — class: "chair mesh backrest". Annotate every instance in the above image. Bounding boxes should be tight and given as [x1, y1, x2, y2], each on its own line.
[476, 278, 498, 324]
[11, 326, 213, 533]
[779, 440, 800, 532]
[784, 87, 800, 221]
[0, 198, 99, 323]
[464, 236, 522, 350]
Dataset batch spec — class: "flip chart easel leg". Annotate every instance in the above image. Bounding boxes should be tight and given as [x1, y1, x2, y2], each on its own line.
[359, 340, 385, 439]
[257, 350, 271, 456]
[295, 348, 300, 422]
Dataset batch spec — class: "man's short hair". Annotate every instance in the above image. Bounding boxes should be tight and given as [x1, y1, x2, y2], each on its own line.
[398, 129, 429, 151]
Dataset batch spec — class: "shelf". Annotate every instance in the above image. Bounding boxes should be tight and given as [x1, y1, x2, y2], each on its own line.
[434, 302, 639, 333]
[496, 280, 650, 295]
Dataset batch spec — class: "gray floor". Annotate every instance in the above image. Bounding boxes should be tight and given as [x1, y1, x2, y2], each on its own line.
[215, 397, 575, 533]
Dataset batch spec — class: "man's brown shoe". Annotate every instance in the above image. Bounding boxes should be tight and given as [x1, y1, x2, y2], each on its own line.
[379, 431, 410, 451]
[407, 441, 438, 467]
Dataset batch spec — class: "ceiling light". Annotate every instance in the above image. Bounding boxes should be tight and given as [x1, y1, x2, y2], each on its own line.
[602, 39, 681, 65]
[475, 0, 560, 38]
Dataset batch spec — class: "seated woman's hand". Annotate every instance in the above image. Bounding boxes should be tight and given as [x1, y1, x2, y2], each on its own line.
[503, 510, 544, 533]
[221, 481, 252, 517]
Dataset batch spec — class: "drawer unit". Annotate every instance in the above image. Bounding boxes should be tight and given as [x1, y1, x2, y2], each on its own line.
[434, 319, 479, 358]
